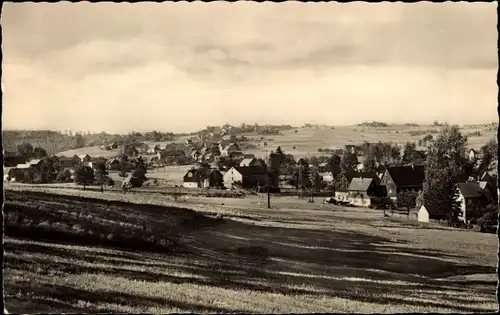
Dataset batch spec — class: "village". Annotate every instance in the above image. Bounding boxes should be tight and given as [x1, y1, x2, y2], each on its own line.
[3, 124, 498, 232]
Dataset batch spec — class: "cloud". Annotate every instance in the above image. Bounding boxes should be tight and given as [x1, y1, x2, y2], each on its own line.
[2, 2, 497, 133]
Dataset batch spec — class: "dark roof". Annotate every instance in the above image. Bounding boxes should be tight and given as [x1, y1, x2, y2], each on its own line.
[4, 151, 18, 158]
[386, 165, 425, 187]
[348, 178, 374, 192]
[234, 166, 267, 177]
[457, 182, 482, 198]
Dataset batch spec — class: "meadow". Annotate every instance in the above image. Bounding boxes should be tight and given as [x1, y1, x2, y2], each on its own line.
[51, 124, 496, 161]
[243, 125, 496, 159]
[4, 186, 498, 314]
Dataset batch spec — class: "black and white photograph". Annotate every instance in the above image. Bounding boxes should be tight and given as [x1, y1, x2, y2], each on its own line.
[2, 1, 498, 313]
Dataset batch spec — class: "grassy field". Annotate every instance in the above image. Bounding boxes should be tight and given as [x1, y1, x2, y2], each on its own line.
[51, 124, 496, 161]
[4, 187, 498, 314]
[244, 125, 496, 159]
[56, 146, 121, 159]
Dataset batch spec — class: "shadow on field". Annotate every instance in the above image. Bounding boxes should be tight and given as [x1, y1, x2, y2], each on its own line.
[5, 216, 497, 313]
[7, 282, 249, 314]
[4, 191, 497, 313]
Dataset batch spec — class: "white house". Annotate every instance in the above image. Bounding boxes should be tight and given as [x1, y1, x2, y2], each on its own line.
[319, 172, 334, 183]
[223, 167, 244, 189]
[468, 149, 477, 161]
[417, 205, 430, 223]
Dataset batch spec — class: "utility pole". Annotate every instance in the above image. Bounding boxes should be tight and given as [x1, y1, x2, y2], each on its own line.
[266, 170, 271, 209]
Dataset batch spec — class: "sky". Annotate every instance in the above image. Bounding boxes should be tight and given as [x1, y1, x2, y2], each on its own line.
[2, 2, 498, 134]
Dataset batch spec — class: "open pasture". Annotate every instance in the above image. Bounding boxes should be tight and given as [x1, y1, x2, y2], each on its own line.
[245, 125, 495, 159]
[56, 146, 121, 159]
[3, 188, 498, 314]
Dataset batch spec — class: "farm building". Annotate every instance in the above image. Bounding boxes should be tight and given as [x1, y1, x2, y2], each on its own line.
[347, 177, 379, 207]
[456, 182, 483, 224]
[223, 166, 268, 189]
[381, 164, 425, 202]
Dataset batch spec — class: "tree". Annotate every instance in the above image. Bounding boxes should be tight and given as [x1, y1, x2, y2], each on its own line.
[73, 133, 85, 149]
[363, 151, 378, 173]
[477, 138, 498, 176]
[74, 165, 94, 190]
[33, 147, 48, 159]
[93, 162, 108, 192]
[340, 151, 358, 175]
[17, 142, 34, 159]
[267, 151, 281, 187]
[56, 168, 72, 183]
[423, 125, 468, 221]
[327, 154, 342, 177]
[397, 190, 419, 217]
[402, 142, 418, 164]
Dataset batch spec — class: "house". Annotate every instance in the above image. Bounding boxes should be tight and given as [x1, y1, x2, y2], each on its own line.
[239, 157, 266, 168]
[381, 164, 425, 202]
[229, 151, 245, 161]
[191, 150, 201, 160]
[222, 143, 240, 157]
[240, 158, 256, 167]
[77, 154, 92, 165]
[317, 162, 328, 172]
[319, 172, 334, 183]
[417, 205, 430, 223]
[347, 177, 379, 207]
[3, 152, 26, 167]
[182, 168, 224, 189]
[110, 142, 118, 149]
[338, 171, 380, 187]
[57, 156, 79, 169]
[456, 182, 483, 223]
[468, 149, 478, 161]
[106, 158, 121, 170]
[183, 169, 204, 188]
[479, 172, 498, 203]
[279, 174, 295, 188]
[334, 189, 349, 202]
[223, 166, 268, 189]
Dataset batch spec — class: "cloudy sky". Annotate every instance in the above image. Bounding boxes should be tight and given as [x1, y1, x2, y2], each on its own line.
[2, 2, 498, 133]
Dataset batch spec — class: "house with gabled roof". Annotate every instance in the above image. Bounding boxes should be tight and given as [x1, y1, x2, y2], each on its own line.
[456, 182, 483, 224]
[223, 166, 268, 189]
[3, 152, 26, 167]
[347, 176, 382, 207]
[381, 164, 425, 202]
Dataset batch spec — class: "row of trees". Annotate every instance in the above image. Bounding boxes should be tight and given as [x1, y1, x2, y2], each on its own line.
[423, 125, 498, 222]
